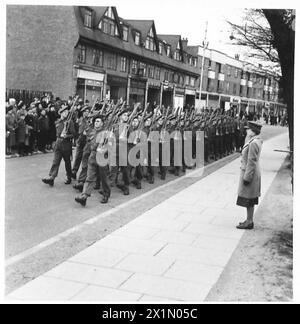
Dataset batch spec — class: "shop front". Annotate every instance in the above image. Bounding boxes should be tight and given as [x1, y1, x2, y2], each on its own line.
[220, 95, 231, 111]
[162, 84, 174, 108]
[208, 94, 220, 110]
[106, 75, 128, 103]
[185, 89, 196, 108]
[147, 81, 161, 107]
[174, 87, 185, 110]
[129, 79, 146, 107]
[76, 69, 105, 103]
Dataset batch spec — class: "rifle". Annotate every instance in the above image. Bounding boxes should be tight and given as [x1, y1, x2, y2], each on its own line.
[63, 95, 79, 135]
[134, 103, 150, 143]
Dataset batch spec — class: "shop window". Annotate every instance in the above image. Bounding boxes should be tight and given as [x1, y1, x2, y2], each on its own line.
[77, 45, 86, 63]
[92, 49, 103, 67]
[84, 9, 92, 28]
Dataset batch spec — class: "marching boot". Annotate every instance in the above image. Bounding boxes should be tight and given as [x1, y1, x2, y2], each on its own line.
[64, 177, 72, 185]
[136, 182, 142, 190]
[75, 195, 87, 207]
[101, 194, 109, 204]
[73, 183, 84, 192]
[71, 171, 77, 180]
[174, 169, 180, 177]
[148, 176, 154, 184]
[42, 177, 54, 186]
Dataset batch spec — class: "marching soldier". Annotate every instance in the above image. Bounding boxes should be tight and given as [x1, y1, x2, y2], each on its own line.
[42, 102, 76, 186]
[75, 114, 111, 206]
[71, 104, 90, 179]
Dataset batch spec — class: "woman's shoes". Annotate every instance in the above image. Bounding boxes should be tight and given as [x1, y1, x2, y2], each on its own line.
[236, 222, 254, 230]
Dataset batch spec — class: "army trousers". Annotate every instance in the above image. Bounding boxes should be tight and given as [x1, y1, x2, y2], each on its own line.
[82, 151, 110, 197]
[72, 135, 86, 174]
[49, 138, 72, 179]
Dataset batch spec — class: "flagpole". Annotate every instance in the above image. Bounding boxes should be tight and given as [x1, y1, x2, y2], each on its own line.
[198, 21, 209, 112]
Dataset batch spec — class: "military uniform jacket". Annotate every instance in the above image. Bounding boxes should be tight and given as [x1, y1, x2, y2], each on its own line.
[55, 119, 75, 152]
[238, 135, 263, 199]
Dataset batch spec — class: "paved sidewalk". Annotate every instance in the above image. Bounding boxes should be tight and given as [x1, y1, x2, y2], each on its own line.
[6, 132, 289, 302]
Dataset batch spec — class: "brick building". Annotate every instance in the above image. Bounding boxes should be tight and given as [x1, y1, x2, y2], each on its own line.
[6, 5, 285, 114]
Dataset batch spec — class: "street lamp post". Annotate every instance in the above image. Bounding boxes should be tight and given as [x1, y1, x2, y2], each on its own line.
[198, 21, 209, 112]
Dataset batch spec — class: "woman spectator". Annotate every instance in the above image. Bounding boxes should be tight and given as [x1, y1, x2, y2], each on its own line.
[37, 108, 50, 153]
[16, 110, 27, 156]
[6, 105, 17, 155]
[236, 121, 263, 230]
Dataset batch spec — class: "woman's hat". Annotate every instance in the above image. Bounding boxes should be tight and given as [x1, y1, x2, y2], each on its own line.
[246, 121, 263, 131]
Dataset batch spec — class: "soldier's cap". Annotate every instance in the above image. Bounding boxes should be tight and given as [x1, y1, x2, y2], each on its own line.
[78, 98, 84, 104]
[58, 103, 69, 114]
[80, 105, 90, 113]
[246, 121, 263, 131]
[88, 110, 101, 119]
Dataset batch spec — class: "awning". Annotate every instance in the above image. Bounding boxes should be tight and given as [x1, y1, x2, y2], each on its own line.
[77, 69, 105, 82]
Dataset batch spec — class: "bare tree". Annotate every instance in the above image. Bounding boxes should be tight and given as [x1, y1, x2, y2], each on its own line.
[228, 9, 295, 156]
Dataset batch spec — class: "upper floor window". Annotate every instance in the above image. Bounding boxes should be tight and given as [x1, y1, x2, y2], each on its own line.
[188, 56, 192, 65]
[185, 75, 190, 86]
[92, 49, 103, 67]
[155, 67, 161, 80]
[174, 51, 181, 61]
[135, 32, 141, 45]
[77, 45, 86, 63]
[148, 65, 155, 78]
[193, 57, 197, 67]
[131, 59, 138, 74]
[145, 36, 156, 51]
[84, 10, 92, 28]
[166, 45, 171, 57]
[120, 56, 127, 72]
[158, 42, 163, 55]
[227, 66, 231, 77]
[173, 73, 179, 83]
[99, 18, 118, 37]
[107, 53, 117, 70]
[234, 68, 238, 78]
[190, 77, 196, 87]
[138, 62, 147, 77]
[122, 26, 128, 41]
[164, 70, 169, 81]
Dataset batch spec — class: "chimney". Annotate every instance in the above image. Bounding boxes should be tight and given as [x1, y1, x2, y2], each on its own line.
[234, 54, 240, 60]
[181, 37, 188, 50]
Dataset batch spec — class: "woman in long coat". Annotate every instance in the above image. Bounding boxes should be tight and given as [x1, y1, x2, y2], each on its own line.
[236, 121, 263, 230]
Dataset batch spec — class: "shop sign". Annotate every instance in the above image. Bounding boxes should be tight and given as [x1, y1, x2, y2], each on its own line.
[218, 73, 225, 81]
[208, 70, 216, 79]
[240, 79, 247, 86]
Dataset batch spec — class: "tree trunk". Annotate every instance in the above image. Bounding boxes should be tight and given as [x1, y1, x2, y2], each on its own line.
[262, 10, 294, 156]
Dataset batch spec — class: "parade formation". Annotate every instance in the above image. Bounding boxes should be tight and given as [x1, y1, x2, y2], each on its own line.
[35, 96, 250, 207]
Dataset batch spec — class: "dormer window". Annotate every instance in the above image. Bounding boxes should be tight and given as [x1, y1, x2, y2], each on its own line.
[174, 50, 181, 61]
[158, 42, 163, 55]
[123, 26, 128, 41]
[84, 9, 92, 28]
[166, 45, 171, 57]
[135, 32, 140, 45]
[145, 27, 156, 51]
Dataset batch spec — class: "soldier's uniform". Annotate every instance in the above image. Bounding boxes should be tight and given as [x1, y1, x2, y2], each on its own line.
[75, 116, 111, 206]
[71, 105, 90, 178]
[42, 104, 76, 186]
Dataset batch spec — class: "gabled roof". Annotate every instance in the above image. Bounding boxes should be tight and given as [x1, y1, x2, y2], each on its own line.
[157, 34, 181, 52]
[73, 6, 199, 76]
[124, 20, 154, 41]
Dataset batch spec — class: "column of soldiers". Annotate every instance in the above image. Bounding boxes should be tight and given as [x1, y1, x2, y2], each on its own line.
[42, 97, 247, 207]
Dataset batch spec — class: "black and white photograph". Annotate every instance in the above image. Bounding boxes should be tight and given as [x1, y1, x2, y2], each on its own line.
[2, 0, 298, 305]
